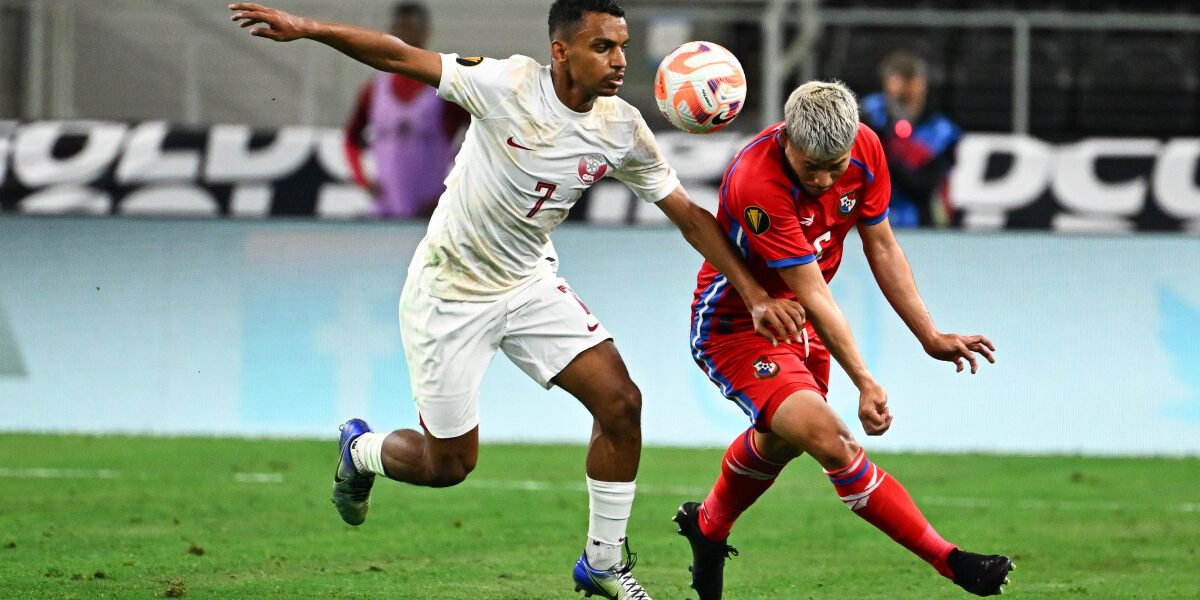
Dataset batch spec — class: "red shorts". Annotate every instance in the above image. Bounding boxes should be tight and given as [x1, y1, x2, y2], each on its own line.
[692, 324, 831, 433]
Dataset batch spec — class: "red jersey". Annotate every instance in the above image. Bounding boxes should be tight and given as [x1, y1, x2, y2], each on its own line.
[691, 122, 890, 336]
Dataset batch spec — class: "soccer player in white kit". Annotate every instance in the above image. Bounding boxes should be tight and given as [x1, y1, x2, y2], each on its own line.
[230, 2, 806, 597]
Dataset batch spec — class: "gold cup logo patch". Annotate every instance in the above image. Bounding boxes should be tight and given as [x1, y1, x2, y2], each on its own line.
[744, 206, 771, 235]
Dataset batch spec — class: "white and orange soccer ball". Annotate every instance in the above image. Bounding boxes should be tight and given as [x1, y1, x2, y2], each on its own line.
[654, 41, 747, 134]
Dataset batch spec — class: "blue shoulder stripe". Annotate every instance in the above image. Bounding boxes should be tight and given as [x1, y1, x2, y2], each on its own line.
[720, 133, 777, 203]
[849, 157, 874, 183]
[766, 254, 816, 268]
[860, 208, 889, 226]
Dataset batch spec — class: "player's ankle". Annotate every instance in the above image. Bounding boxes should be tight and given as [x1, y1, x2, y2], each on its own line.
[933, 546, 959, 579]
[697, 503, 731, 541]
[584, 538, 623, 570]
[349, 432, 388, 476]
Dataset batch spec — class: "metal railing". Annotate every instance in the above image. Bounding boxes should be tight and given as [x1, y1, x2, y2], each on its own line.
[627, 1, 1200, 133]
[10, 0, 1200, 132]
[9, 0, 387, 125]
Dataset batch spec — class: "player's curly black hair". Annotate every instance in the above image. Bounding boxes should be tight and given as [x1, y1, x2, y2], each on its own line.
[547, 0, 625, 40]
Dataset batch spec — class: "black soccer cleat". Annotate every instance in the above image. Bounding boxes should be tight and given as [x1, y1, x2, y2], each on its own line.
[947, 548, 1015, 596]
[673, 502, 738, 600]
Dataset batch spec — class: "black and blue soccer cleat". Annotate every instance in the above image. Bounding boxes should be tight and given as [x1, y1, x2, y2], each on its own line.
[331, 418, 376, 526]
[572, 542, 652, 600]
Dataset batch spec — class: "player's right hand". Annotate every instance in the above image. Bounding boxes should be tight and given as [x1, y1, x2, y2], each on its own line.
[750, 297, 806, 347]
[857, 380, 892, 436]
[230, 3, 308, 42]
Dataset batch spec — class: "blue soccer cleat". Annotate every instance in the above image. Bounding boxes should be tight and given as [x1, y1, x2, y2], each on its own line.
[572, 542, 652, 600]
[331, 418, 376, 526]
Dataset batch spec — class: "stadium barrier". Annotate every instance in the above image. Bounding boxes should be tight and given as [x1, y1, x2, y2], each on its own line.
[2, 120, 1199, 232]
[1, 216, 1197, 455]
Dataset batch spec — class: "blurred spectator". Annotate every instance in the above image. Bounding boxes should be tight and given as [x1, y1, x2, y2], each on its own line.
[344, 2, 470, 220]
[861, 50, 961, 228]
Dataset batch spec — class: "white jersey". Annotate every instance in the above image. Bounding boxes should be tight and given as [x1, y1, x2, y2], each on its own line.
[409, 53, 680, 301]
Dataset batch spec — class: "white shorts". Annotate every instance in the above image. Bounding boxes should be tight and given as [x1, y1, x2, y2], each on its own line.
[398, 274, 612, 439]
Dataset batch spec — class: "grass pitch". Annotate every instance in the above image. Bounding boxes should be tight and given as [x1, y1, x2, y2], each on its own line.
[0, 435, 1197, 599]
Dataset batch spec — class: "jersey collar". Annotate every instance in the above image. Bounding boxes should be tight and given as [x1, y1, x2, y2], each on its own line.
[772, 129, 807, 194]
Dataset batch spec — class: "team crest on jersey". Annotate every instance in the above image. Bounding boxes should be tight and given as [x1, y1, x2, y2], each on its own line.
[752, 356, 780, 379]
[456, 56, 484, 66]
[839, 191, 858, 214]
[744, 206, 771, 235]
[577, 154, 609, 185]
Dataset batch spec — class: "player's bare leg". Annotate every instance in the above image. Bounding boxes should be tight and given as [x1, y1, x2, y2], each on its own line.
[554, 340, 651, 599]
[766, 391, 1013, 596]
[332, 419, 478, 526]
[378, 426, 479, 487]
[759, 391, 856, 468]
[554, 341, 641, 482]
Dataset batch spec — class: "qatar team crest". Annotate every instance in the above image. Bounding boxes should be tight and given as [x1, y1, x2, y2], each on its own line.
[839, 191, 858, 214]
[752, 356, 780, 379]
[577, 154, 609, 185]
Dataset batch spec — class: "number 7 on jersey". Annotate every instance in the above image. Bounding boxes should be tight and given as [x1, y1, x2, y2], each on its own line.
[527, 181, 557, 218]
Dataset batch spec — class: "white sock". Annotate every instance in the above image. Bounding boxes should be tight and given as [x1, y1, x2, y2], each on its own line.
[585, 476, 636, 570]
[349, 432, 388, 476]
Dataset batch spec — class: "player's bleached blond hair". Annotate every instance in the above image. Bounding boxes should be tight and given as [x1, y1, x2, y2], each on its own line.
[783, 80, 859, 162]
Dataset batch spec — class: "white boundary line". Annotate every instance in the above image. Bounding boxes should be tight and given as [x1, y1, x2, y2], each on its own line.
[233, 472, 284, 483]
[0, 467, 283, 484]
[0, 467, 121, 479]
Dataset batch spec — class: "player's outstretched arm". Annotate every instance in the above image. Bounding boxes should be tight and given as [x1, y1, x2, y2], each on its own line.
[778, 262, 892, 436]
[858, 218, 995, 374]
[229, 3, 442, 88]
[656, 187, 806, 346]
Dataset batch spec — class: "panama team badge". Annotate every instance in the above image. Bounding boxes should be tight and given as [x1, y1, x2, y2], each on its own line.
[839, 191, 858, 214]
[752, 356, 780, 379]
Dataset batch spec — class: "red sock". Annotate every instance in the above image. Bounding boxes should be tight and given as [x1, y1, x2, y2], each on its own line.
[698, 428, 787, 541]
[826, 449, 956, 577]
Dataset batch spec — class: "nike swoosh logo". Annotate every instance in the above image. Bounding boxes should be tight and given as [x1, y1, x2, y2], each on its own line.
[506, 136, 533, 151]
[711, 113, 735, 126]
[587, 323, 600, 332]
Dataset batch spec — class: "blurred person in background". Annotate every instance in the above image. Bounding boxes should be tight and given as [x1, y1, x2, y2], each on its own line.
[344, 2, 469, 219]
[861, 50, 961, 228]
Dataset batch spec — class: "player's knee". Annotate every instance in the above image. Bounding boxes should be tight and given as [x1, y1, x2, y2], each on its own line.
[609, 382, 642, 432]
[592, 381, 642, 434]
[811, 433, 860, 469]
[427, 453, 477, 488]
[428, 465, 472, 488]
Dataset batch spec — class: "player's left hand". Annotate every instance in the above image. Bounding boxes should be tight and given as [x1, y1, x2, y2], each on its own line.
[749, 297, 806, 347]
[229, 3, 308, 42]
[923, 332, 995, 374]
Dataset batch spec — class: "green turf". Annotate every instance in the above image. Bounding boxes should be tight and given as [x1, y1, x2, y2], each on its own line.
[0, 435, 1197, 599]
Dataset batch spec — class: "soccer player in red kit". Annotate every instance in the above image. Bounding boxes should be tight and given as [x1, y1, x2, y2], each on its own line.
[674, 81, 1014, 598]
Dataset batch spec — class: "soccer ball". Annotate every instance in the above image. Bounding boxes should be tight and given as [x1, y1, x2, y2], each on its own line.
[654, 41, 747, 134]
